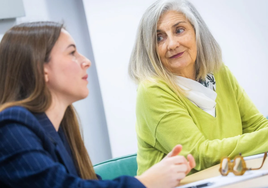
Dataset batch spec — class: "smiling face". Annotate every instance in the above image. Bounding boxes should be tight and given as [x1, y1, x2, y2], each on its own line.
[44, 29, 91, 105]
[156, 10, 197, 79]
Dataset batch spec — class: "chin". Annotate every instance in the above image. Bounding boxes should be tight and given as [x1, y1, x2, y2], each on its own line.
[72, 90, 89, 102]
[81, 90, 89, 99]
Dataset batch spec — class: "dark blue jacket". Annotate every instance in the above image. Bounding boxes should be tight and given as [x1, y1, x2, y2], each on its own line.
[0, 106, 145, 188]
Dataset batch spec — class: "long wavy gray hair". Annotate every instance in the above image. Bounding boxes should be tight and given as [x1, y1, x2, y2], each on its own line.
[129, 0, 222, 94]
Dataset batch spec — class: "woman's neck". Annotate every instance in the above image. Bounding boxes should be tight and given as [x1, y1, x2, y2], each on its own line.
[178, 71, 196, 80]
[45, 98, 68, 132]
[174, 64, 196, 80]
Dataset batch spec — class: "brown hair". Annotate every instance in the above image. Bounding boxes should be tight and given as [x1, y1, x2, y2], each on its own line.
[0, 21, 97, 180]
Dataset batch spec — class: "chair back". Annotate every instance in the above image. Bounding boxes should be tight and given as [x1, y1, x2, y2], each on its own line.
[93, 154, 137, 180]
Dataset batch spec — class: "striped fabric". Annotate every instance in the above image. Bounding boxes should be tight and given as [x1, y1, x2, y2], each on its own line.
[0, 106, 145, 188]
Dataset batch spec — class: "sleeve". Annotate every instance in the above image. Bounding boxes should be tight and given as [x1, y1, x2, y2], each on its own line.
[0, 123, 145, 188]
[226, 67, 268, 133]
[137, 81, 268, 172]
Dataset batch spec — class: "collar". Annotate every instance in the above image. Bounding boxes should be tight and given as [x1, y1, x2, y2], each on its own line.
[176, 75, 217, 117]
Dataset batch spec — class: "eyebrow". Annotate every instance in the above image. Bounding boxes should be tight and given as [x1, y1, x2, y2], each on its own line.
[66, 44, 76, 50]
[157, 21, 187, 32]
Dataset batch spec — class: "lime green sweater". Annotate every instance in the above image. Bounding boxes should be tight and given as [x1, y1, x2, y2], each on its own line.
[135, 65, 268, 175]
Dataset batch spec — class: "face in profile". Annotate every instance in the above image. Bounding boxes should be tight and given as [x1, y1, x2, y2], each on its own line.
[156, 10, 197, 78]
[44, 29, 91, 105]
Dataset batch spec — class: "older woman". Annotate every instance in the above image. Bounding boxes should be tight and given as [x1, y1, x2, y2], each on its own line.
[129, 0, 268, 175]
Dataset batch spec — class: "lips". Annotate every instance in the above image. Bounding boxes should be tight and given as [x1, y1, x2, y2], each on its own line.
[170, 51, 184, 58]
[82, 74, 88, 80]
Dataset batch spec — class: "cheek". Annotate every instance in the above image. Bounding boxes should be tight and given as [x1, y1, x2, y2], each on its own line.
[61, 60, 80, 78]
[184, 34, 197, 59]
[182, 33, 195, 47]
[190, 41, 197, 60]
[157, 44, 167, 60]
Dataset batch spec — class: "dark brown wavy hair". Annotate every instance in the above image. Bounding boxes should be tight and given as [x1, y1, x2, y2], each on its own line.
[0, 21, 97, 180]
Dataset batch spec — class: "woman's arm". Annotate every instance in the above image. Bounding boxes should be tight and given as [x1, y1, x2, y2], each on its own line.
[0, 123, 144, 188]
[155, 110, 268, 171]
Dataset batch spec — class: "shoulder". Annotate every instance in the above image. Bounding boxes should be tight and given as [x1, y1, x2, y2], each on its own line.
[214, 64, 235, 79]
[214, 64, 239, 88]
[0, 106, 40, 127]
[136, 79, 186, 115]
[0, 107, 51, 156]
[137, 79, 177, 99]
[139, 78, 170, 90]
[0, 106, 37, 122]
[0, 106, 46, 143]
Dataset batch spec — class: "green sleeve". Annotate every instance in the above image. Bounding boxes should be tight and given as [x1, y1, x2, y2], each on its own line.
[156, 109, 268, 172]
[226, 67, 268, 133]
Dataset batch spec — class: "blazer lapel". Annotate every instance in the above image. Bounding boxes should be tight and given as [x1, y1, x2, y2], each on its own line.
[34, 113, 78, 176]
[54, 141, 78, 176]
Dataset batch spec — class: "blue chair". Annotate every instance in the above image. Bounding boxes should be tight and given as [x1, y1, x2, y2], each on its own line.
[93, 154, 137, 180]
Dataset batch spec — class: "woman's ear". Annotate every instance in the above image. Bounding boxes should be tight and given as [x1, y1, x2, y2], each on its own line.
[44, 66, 49, 82]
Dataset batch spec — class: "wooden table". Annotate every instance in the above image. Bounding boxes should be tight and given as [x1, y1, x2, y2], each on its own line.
[179, 156, 268, 187]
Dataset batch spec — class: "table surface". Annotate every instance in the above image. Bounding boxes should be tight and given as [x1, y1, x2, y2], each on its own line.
[179, 156, 268, 187]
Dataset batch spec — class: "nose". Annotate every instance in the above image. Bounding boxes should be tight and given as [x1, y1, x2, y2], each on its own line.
[167, 35, 179, 51]
[80, 54, 91, 69]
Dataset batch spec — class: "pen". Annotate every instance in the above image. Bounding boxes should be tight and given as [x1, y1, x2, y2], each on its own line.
[184, 181, 213, 188]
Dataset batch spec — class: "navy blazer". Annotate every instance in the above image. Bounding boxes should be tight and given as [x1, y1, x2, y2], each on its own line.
[0, 106, 145, 188]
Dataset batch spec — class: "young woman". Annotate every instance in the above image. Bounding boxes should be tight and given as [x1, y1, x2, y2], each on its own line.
[0, 22, 195, 188]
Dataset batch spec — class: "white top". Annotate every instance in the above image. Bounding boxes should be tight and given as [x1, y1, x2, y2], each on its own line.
[176, 74, 217, 117]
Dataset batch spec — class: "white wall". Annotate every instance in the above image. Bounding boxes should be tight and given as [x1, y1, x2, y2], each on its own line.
[83, 0, 268, 158]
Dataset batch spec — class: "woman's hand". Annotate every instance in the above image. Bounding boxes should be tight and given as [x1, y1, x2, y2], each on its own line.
[136, 145, 196, 188]
[164, 145, 196, 175]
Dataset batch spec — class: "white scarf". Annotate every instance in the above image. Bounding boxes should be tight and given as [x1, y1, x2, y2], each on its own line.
[176, 74, 217, 117]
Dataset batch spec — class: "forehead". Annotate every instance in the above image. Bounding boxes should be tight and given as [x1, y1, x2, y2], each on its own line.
[53, 29, 75, 50]
[49, 29, 75, 59]
[157, 10, 188, 29]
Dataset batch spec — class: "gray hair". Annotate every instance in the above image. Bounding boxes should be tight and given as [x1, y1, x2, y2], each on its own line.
[129, 0, 222, 93]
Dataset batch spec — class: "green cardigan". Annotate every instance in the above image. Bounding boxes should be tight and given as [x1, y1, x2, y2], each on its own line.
[135, 65, 268, 175]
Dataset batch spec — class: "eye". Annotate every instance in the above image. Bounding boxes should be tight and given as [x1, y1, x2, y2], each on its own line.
[157, 34, 164, 42]
[176, 27, 185, 34]
[70, 50, 76, 56]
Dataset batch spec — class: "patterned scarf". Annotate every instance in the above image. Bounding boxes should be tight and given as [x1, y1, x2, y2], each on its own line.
[199, 73, 216, 91]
